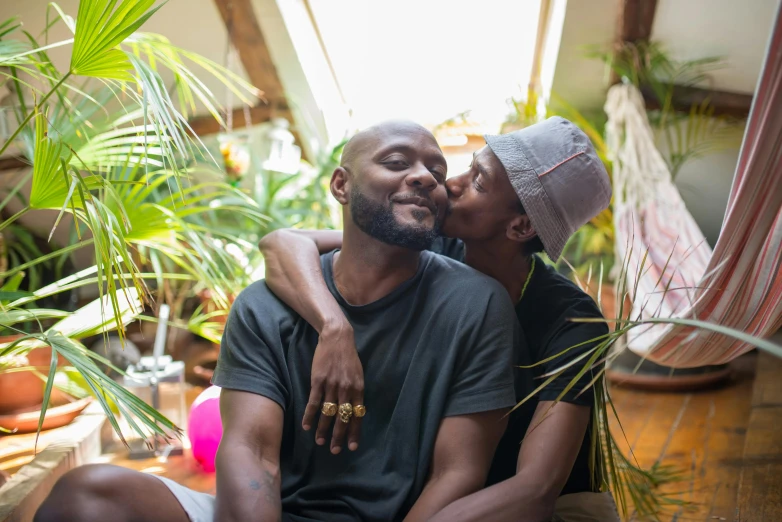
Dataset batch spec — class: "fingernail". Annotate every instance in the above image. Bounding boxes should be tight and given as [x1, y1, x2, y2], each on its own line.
[316, 438, 325, 445]
[303, 424, 311, 431]
[349, 442, 358, 451]
[331, 446, 341, 455]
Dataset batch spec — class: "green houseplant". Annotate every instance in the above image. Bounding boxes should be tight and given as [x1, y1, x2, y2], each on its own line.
[0, 0, 268, 442]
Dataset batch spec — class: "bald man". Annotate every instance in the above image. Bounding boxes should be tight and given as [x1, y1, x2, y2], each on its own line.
[35, 121, 519, 522]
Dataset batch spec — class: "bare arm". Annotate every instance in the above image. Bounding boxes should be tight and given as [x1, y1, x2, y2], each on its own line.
[215, 389, 284, 522]
[258, 229, 364, 454]
[428, 401, 591, 522]
[403, 410, 509, 522]
[259, 229, 343, 333]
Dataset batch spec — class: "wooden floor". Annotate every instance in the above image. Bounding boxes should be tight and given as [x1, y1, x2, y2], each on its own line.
[609, 351, 782, 521]
[104, 351, 781, 522]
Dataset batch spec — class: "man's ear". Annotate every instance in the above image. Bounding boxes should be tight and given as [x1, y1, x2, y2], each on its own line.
[506, 214, 538, 244]
[330, 166, 350, 205]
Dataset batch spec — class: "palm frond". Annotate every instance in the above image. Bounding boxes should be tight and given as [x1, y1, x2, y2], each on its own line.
[68, 0, 162, 81]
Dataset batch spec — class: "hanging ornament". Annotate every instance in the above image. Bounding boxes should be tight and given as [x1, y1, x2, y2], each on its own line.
[218, 133, 251, 187]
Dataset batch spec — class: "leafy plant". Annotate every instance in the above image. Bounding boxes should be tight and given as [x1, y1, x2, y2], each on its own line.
[516, 241, 782, 520]
[0, 0, 266, 443]
[597, 41, 743, 180]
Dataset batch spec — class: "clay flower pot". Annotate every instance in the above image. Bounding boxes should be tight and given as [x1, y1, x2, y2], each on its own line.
[0, 336, 67, 415]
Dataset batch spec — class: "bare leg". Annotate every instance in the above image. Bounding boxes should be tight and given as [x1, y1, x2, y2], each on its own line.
[34, 464, 192, 522]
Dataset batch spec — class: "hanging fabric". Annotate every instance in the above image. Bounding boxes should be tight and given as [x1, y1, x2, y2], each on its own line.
[604, 6, 782, 367]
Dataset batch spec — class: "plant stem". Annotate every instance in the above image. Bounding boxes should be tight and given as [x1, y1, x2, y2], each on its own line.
[0, 71, 72, 158]
[0, 207, 29, 233]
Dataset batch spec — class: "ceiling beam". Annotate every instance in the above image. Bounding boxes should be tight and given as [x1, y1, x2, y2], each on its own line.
[212, 0, 287, 107]
[640, 85, 753, 119]
[188, 104, 279, 136]
[611, 0, 658, 85]
[616, 0, 658, 43]
[0, 155, 28, 172]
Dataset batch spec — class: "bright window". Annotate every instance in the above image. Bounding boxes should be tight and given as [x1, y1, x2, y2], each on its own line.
[308, 0, 543, 131]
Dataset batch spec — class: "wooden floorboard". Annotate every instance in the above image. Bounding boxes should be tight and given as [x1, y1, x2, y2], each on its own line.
[735, 351, 782, 522]
[609, 352, 757, 521]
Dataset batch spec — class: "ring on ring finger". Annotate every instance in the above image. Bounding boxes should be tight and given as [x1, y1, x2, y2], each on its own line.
[338, 403, 353, 423]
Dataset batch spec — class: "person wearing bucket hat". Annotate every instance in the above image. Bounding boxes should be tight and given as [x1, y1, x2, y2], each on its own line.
[256, 117, 618, 521]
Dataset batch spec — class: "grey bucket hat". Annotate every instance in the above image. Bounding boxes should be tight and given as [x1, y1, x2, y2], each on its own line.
[484, 116, 612, 261]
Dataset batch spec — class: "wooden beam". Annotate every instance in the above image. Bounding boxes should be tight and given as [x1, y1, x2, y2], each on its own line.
[0, 156, 28, 172]
[640, 85, 753, 119]
[611, 0, 659, 85]
[212, 0, 286, 104]
[187, 104, 279, 136]
[616, 0, 659, 43]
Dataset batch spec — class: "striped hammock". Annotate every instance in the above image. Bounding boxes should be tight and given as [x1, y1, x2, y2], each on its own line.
[604, 8, 782, 367]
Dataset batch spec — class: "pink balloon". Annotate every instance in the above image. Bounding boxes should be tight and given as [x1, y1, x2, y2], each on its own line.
[187, 385, 223, 472]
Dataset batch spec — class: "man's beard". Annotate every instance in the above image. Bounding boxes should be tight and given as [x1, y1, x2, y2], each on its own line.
[349, 187, 440, 251]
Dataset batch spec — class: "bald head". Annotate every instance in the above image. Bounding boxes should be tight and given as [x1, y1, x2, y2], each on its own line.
[341, 120, 439, 172]
[330, 120, 448, 251]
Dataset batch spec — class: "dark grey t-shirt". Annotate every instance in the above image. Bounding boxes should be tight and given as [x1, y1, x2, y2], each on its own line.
[213, 250, 517, 522]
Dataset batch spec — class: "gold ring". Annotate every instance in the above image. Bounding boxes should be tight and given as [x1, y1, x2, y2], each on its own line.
[353, 404, 366, 418]
[338, 403, 353, 423]
[321, 402, 337, 417]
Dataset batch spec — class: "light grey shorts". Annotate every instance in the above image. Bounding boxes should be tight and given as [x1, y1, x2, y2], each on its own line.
[155, 474, 619, 522]
[155, 475, 215, 522]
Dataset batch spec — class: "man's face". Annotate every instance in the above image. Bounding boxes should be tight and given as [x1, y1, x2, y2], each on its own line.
[442, 145, 519, 241]
[346, 124, 448, 250]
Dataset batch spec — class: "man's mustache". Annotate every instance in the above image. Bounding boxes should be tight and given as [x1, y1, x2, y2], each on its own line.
[391, 191, 438, 214]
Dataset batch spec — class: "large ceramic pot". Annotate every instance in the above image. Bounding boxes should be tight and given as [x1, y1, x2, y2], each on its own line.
[606, 343, 731, 391]
[0, 336, 62, 414]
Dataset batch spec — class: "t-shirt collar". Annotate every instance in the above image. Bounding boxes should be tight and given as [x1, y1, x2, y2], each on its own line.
[321, 249, 432, 313]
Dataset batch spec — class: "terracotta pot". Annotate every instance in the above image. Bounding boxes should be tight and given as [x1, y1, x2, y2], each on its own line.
[606, 348, 731, 392]
[0, 397, 92, 434]
[0, 336, 66, 415]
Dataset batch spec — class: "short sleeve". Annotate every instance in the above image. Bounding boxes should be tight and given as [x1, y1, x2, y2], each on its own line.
[212, 283, 290, 410]
[537, 319, 609, 406]
[444, 289, 517, 416]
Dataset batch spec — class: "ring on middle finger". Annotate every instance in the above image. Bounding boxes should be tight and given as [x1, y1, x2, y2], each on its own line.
[321, 402, 337, 417]
[338, 403, 353, 423]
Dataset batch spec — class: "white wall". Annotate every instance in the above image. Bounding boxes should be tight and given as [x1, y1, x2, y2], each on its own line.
[549, 0, 618, 112]
[671, 138, 743, 247]
[650, 0, 779, 244]
[652, 0, 780, 94]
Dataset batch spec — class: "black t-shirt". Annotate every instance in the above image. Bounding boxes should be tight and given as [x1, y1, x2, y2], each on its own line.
[213, 250, 518, 521]
[431, 238, 608, 495]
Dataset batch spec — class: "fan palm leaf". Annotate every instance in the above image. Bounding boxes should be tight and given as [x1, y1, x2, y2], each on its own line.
[69, 0, 161, 81]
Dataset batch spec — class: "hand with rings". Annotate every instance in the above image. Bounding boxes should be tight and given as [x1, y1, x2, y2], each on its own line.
[302, 320, 365, 455]
[311, 400, 367, 454]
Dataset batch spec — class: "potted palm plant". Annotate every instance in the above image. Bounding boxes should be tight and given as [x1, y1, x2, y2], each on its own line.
[0, 0, 268, 441]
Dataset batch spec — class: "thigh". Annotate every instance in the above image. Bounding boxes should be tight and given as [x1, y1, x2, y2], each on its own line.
[36, 464, 196, 522]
